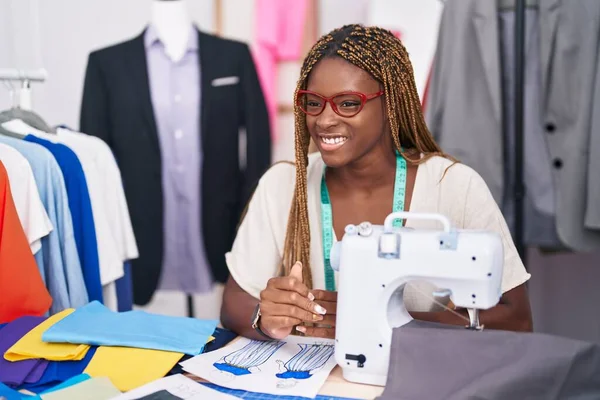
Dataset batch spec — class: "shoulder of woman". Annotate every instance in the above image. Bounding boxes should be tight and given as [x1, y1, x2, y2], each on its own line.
[421, 155, 487, 194]
[255, 153, 324, 198]
[258, 153, 324, 186]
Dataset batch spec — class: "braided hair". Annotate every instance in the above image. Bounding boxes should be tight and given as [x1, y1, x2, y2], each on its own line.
[281, 24, 450, 286]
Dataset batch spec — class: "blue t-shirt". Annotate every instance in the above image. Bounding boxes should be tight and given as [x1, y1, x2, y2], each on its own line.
[25, 135, 102, 304]
[0, 137, 88, 313]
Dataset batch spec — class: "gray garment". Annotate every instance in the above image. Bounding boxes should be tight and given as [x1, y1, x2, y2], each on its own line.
[498, 9, 562, 248]
[145, 25, 214, 294]
[378, 320, 600, 400]
[424, 0, 600, 252]
[135, 390, 182, 400]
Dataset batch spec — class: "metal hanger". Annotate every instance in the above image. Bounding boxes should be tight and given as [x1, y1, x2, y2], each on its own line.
[0, 80, 56, 134]
[0, 81, 25, 138]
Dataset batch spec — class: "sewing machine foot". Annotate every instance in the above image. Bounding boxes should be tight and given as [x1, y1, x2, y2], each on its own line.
[466, 308, 484, 331]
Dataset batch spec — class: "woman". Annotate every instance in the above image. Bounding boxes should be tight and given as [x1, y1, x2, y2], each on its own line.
[221, 24, 533, 340]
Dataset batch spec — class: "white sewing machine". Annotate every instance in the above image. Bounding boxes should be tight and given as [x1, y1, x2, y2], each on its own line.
[330, 211, 504, 386]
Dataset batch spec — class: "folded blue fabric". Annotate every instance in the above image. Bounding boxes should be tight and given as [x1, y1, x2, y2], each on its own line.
[0, 382, 40, 400]
[18, 348, 97, 393]
[42, 301, 218, 355]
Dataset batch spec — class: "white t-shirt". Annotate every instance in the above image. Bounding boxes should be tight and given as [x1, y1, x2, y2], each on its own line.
[56, 128, 140, 311]
[226, 152, 531, 312]
[0, 143, 53, 254]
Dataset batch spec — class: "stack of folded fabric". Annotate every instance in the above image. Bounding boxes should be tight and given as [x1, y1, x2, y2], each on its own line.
[0, 301, 222, 399]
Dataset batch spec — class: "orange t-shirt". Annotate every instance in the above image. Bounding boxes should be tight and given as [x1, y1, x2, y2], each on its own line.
[0, 160, 52, 323]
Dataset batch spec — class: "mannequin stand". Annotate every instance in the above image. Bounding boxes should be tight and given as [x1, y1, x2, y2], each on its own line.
[186, 294, 194, 318]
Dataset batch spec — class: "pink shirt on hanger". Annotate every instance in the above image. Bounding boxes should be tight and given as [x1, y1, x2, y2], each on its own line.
[254, 0, 308, 141]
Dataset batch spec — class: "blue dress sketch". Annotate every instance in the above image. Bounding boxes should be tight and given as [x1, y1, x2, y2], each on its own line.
[276, 343, 335, 380]
[213, 340, 285, 376]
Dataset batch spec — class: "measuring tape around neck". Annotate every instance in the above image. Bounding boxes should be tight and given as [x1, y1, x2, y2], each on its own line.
[320, 152, 407, 291]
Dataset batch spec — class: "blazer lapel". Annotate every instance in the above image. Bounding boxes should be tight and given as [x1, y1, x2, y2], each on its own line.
[472, 0, 502, 124]
[540, 0, 561, 105]
[127, 30, 160, 155]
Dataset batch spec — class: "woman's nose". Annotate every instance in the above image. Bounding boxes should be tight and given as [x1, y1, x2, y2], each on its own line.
[315, 102, 339, 130]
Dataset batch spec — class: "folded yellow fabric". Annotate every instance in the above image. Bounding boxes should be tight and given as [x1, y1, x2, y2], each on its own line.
[84, 346, 184, 391]
[4, 309, 90, 361]
[207, 335, 215, 343]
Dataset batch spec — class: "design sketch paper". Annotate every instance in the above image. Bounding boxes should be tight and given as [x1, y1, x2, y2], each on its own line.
[108, 374, 236, 400]
[181, 336, 336, 398]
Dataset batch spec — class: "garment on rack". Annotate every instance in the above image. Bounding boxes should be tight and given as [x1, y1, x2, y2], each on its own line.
[0, 161, 51, 324]
[424, 0, 600, 251]
[144, 25, 213, 295]
[0, 316, 48, 387]
[84, 346, 183, 391]
[24, 135, 102, 303]
[42, 301, 217, 355]
[18, 347, 97, 393]
[5, 309, 90, 362]
[0, 143, 52, 254]
[254, 0, 308, 139]
[55, 128, 139, 276]
[0, 135, 87, 312]
[498, 8, 562, 248]
[2, 121, 139, 289]
[55, 128, 138, 311]
[116, 261, 134, 311]
[80, 26, 271, 305]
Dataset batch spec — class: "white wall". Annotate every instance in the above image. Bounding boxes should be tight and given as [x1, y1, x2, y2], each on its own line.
[0, 0, 215, 130]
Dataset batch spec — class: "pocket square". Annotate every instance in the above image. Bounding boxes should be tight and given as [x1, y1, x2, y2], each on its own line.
[211, 76, 240, 87]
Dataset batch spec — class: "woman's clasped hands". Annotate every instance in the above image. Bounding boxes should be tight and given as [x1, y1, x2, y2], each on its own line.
[258, 261, 338, 339]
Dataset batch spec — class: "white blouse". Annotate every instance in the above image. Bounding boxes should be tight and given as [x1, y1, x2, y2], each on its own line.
[226, 152, 531, 312]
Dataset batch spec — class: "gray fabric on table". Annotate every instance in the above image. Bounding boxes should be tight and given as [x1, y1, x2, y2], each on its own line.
[378, 320, 600, 400]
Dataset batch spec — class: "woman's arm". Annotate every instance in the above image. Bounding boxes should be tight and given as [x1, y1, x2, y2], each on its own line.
[220, 276, 264, 340]
[409, 284, 533, 332]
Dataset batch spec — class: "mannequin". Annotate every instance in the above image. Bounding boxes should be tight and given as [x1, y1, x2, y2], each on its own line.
[80, 0, 271, 316]
[150, 0, 193, 62]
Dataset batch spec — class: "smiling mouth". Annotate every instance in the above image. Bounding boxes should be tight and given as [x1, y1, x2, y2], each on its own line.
[321, 136, 348, 145]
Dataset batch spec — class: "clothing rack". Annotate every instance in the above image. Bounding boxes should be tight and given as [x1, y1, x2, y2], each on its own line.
[513, 0, 527, 267]
[0, 68, 47, 111]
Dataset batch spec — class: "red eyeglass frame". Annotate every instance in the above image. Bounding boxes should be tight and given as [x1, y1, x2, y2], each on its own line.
[296, 90, 385, 117]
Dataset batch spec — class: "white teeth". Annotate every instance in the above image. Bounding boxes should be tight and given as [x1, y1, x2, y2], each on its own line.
[321, 137, 347, 145]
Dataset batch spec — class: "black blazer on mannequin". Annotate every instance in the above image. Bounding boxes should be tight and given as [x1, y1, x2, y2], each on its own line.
[80, 28, 271, 305]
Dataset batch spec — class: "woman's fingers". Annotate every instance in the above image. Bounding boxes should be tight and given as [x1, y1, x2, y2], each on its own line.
[265, 276, 311, 297]
[260, 301, 324, 323]
[259, 315, 301, 340]
[296, 325, 336, 339]
[261, 287, 326, 316]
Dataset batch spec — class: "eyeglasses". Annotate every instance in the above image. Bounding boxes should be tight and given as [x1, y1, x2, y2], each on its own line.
[296, 90, 384, 118]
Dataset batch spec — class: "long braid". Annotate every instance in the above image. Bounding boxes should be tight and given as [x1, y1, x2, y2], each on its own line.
[281, 25, 453, 286]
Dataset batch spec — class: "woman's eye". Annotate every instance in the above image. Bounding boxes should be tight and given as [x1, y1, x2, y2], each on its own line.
[340, 101, 360, 108]
[307, 101, 322, 107]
